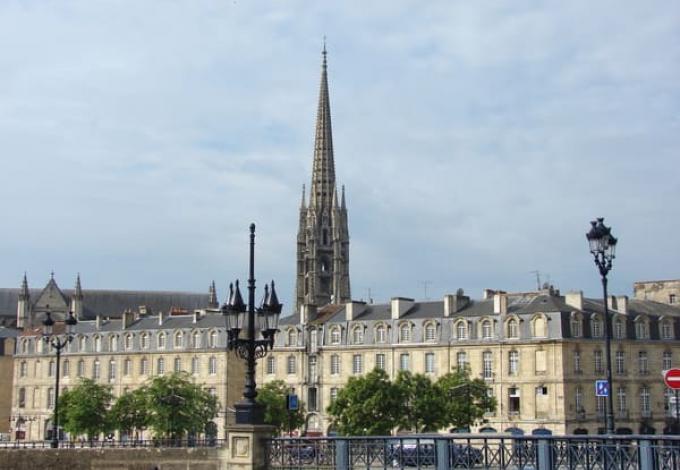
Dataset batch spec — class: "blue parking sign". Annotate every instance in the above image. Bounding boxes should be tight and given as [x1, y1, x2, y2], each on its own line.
[595, 380, 609, 397]
[287, 394, 299, 411]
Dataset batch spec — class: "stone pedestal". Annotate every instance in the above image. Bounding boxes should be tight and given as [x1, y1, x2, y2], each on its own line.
[225, 423, 276, 470]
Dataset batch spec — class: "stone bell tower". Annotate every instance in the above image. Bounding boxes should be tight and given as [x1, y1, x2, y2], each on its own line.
[294, 46, 351, 313]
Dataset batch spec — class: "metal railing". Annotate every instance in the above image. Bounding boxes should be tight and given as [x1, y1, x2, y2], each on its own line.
[267, 434, 680, 470]
[0, 438, 226, 449]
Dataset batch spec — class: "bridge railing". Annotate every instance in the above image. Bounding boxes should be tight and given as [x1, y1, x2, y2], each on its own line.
[0, 438, 226, 449]
[266, 434, 680, 470]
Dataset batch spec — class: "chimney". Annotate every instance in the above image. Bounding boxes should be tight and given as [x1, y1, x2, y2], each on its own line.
[300, 304, 317, 325]
[607, 296, 615, 312]
[444, 289, 470, 317]
[391, 297, 414, 320]
[493, 292, 508, 315]
[615, 296, 629, 314]
[483, 289, 496, 300]
[122, 309, 135, 329]
[158, 311, 165, 326]
[346, 301, 366, 321]
[193, 310, 200, 324]
[565, 291, 583, 310]
[95, 315, 102, 330]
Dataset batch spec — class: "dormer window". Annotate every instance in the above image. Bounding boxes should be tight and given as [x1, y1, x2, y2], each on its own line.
[424, 322, 436, 342]
[125, 334, 133, 351]
[375, 325, 386, 343]
[330, 327, 341, 345]
[93, 336, 102, 353]
[614, 318, 625, 339]
[157, 332, 166, 349]
[140, 333, 149, 349]
[352, 326, 364, 344]
[592, 316, 603, 338]
[288, 329, 298, 346]
[662, 320, 674, 340]
[455, 320, 468, 340]
[635, 319, 649, 340]
[481, 320, 493, 339]
[570, 314, 583, 338]
[507, 319, 519, 339]
[174, 331, 183, 348]
[399, 323, 412, 342]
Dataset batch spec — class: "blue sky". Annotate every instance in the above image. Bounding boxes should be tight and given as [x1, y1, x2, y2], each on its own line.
[1, 1, 679, 311]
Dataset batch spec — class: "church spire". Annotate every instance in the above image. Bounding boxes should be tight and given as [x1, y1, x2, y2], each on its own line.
[309, 43, 335, 209]
[74, 273, 83, 300]
[208, 280, 218, 309]
[300, 184, 306, 209]
[19, 273, 29, 301]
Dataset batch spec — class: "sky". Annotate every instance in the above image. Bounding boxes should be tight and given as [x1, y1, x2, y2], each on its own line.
[1, 1, 679, 312]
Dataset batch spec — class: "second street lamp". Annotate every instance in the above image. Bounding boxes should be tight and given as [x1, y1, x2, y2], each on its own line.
[42, 306, 78, 448]
[222, 223, 282, 425]
[586, 217, 618, 435]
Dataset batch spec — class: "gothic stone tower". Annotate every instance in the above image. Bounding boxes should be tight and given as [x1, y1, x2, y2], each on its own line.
[295, 48, 351, 313]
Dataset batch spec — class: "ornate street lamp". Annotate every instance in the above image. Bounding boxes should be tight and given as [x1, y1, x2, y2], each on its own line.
[42, 305, 78, 448]
[586, 217, 618, 434]
[222, 223, 282, 424]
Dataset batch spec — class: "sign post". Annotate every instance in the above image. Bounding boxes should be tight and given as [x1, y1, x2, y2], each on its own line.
[287, 394, 299, 437]
[664, 369, 680, 435]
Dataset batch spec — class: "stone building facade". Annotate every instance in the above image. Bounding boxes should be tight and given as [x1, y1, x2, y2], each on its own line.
[634, 279, 680, 306]
[261, 288, 680, 436]
[7, 275, 244, 441]
[294, 47, 351, 313]
[0, 329, 17, 439]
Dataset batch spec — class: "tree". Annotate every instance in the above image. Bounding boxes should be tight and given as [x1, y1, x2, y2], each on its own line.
[144, 372, 218, 438]
[256, 380, 306, 435]
[109, 387, 150, 439]
[395, 371, 447, 433]
[436, 369, 497, 431]
[326, 368, 404, 436]
[56, 378, 113, 440]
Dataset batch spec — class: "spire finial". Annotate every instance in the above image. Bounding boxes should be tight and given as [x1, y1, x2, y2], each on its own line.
[300, 184, 306, 209]
[322, 36, 327, 68]
[341, 184, 346, 209]
[50, 271, 54, 280]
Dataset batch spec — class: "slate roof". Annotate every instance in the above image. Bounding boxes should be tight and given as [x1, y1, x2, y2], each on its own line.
[0, 287, 209, 320]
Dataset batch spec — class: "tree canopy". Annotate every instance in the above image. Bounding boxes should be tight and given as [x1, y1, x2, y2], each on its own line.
[108, 387, 150, 438]
[326, 368, 496, 435]
[255, 380, 306, 435]
[56, 378, 113, 439]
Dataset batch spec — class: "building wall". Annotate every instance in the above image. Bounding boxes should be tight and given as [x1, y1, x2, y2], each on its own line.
[0, 338, 16, 436]
[11, 319, 245, 441]
[634, 280, 680, 305]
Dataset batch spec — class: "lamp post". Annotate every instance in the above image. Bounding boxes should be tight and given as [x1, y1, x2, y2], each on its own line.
[586, 217, 618, 434]
[42, 306, 78, 448]
[222, 223, 282, 425]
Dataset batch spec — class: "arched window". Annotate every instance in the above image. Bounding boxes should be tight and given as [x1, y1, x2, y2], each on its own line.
[209, 330, 217, 348]
[125, 334, 133, 351]
[140, 358, 149, 375]
[375, 325, 386, 343]
[94, 335, 102, 352]
[635, 319, 649, 339]
[157, 357, 165, 375]
[352, 326, 364, 344]
[507, 319, 519, 339]
[591, 315, 603, 338]
[330, 327, 341, 345]
[109, 335, 118, 352]
[192, 331, 201, 349]
[400, 323, 412, 342]
[614, 318, 625, 339]
[174, 357, 182, 372]
[140, 333, 149, 349]
[424, 323, 437, 342]
[457, 321, 468, 340]
[570, 314, 583, 337]
[157, 332, 166, 349]
[661, 320, 674, 340]
[532, 315, 546, 338]
[174, 331, 183, 348]
[481, 320, 493, 339]
[288, 329, 298, 346]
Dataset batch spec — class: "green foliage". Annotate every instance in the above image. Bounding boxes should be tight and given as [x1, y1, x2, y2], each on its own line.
[326, 368, 404, 436]
[395, 371, 447, 433]
[57, 378, 113, 439]
[436, 369, 497, 431]
[109, 387, 150, 436]
[144, 372, 219, 438]
[255, 380, 306, 434]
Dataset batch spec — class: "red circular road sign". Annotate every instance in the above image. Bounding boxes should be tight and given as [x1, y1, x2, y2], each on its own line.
[664, 369, 680, 390]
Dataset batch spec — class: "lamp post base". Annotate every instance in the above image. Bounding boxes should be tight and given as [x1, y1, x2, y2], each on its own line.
[234, 400, 265, 425]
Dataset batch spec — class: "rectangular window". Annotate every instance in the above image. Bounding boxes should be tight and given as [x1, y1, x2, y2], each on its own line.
[575, 386, 583, 413]
[191, 357, 199, 375]
[123, 359, 131, 376]
[664, 352, 673, 370]
[638, 351, 648, 374]
[330, 355, 340, 375]
[77, 361, 84, 377]
[209, 357, 217, 375]
[47, 388, 55, 408]
[330, 387, 338, 403]
[287, 356, 296, 375]
[574, 351, 582, 373]
[308, 356, 317, 381]
[399, 353, 410, 371]
[18, 388, 25, 408]
[616, 351, 625, 375]
[509, 351, 519, 375]
[456, 351, 468, 370]
[617, 387, 627, 414]
[508, 387, 520, 415]
[48, 361, 55, 377]
[308, 387, 318, 412]
[108, 361, 116, 381]
[483, 352, 493, 379]
[596, 396, 606, 416]
[62, 361, 69, 377]
[425, 353, 435, 374]
[158, 358, 165, 375]
[594, 350, 603, 374]
[266, 356, 276, 375]
[20, 362, 27, 378]
[535, 350, 546, 374]
[375, 353, 385, 370]
[670, 294, 677, 304]
[640, 387, 651, 417]
[93, 361, 101, 379]
[352, 354, 363, 374]
[174, 358, 182, 373]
